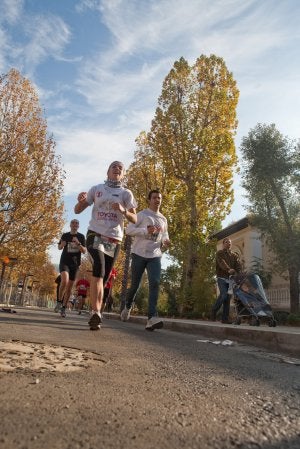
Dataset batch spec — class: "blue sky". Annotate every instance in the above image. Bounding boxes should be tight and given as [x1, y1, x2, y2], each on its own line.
[1, 0, 299, 265]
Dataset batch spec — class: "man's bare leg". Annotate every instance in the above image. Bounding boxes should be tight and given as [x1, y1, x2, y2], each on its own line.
[62, 280, 74, 308]
[59, 271, 69, 302]
[60, 273, 74, 317]
[88, 276, 104, 330]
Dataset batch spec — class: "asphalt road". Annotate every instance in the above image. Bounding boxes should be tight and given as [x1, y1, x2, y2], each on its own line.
[0, 308, 299, 449]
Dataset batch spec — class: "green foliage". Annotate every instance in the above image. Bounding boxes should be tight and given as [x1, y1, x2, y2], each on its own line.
[178, 240, 216, 318]
[273, 310, 289, 325]
[240, 123, 300, 313]
[286, 313, 300, 326]
[160, 264, 182, 316]
[156, 290, 171, 316]
[250, 257, 272, 289]
[132, 276, 148, 315]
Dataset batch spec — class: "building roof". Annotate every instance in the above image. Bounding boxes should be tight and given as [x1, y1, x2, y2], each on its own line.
[212, 216, 249, 241]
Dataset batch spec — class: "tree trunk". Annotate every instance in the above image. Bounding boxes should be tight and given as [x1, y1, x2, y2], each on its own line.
[185, 187, 199, 283]
[288, 265, 300, 314]
[182, 190, 199, 313]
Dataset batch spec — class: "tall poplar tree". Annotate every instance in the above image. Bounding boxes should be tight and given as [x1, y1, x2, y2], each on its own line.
[240, 123, 300, 313]
[0, 69, 65, 268]
[127, 55, 239, 313]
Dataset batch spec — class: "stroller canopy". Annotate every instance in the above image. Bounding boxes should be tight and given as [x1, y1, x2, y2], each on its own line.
[234, 273, 270, 304]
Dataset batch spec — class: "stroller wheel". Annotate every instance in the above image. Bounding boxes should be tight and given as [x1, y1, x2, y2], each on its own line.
[234, 318, 241, 325]
[250, 317, 260, 326]
[268, 319, 277, 327]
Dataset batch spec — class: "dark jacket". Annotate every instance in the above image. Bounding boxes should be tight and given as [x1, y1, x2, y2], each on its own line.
[216, 248, 242, 279]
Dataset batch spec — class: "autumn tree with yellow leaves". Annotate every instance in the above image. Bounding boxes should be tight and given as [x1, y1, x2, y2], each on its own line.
[127, 55, 239, 315]
[0, 69, 64, 284]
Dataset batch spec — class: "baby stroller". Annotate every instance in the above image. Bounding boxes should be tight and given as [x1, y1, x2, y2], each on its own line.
[232, 273, 277, 327]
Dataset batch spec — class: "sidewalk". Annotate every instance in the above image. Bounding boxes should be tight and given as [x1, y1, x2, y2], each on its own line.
[105, 312, 300, 357]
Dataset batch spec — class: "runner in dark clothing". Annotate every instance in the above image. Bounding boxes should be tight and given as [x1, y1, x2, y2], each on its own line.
[58, 219, 86, 318]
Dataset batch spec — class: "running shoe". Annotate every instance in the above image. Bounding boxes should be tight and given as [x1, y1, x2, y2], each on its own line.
[54, 301, 62, 313]
[88, 313, 101, 330]
[145, 317, 163, 331]
[120, 307, 131, 322]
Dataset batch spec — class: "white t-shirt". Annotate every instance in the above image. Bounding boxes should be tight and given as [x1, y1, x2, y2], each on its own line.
[126, 208, 169, 258]
[86, 184, 137, 241]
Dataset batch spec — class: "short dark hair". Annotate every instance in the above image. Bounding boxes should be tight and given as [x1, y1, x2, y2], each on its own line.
[223, 238, 231, 243]
[148, 189, 161, 200]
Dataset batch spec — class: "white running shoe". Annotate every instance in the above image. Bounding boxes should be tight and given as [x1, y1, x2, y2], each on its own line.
[120, 307, 131, 322]
[145, 317, 163, 331]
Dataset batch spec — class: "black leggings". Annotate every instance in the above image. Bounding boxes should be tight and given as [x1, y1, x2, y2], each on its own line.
[86, 231, 120, 283]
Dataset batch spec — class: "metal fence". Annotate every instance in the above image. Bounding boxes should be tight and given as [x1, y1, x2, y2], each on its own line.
[0, 281, 53, 309]
[265, 285, 299, 310]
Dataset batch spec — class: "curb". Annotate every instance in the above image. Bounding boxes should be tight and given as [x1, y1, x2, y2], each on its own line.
[105, 313, 300, 357]
[1, 306, 299, 357]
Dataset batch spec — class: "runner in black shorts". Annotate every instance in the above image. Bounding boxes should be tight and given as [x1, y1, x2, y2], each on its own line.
[74, 161, 137, 330]
[58, 219, 86, 318]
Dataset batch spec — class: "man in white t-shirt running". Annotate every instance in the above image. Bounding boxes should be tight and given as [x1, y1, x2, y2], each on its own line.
[74, 161, 137, 330]
[120, 189, 170, 331]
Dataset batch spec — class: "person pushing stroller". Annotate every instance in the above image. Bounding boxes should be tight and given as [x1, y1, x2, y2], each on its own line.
[211, 238, 242, 324]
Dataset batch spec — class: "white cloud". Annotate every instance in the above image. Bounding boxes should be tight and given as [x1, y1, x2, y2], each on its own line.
[75, 0, 102, 13]
[77, 57, 169, 112]
[0, 0, 23, 71]
[0, 9, 72, 76]
[75, 0, 300, 119]
[23, 15, 71, 69]
[94, 0, 285, 61]
[0, 28, 9, 72]
[0, 0, 23, 24]
[53, 126, 137, 194]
